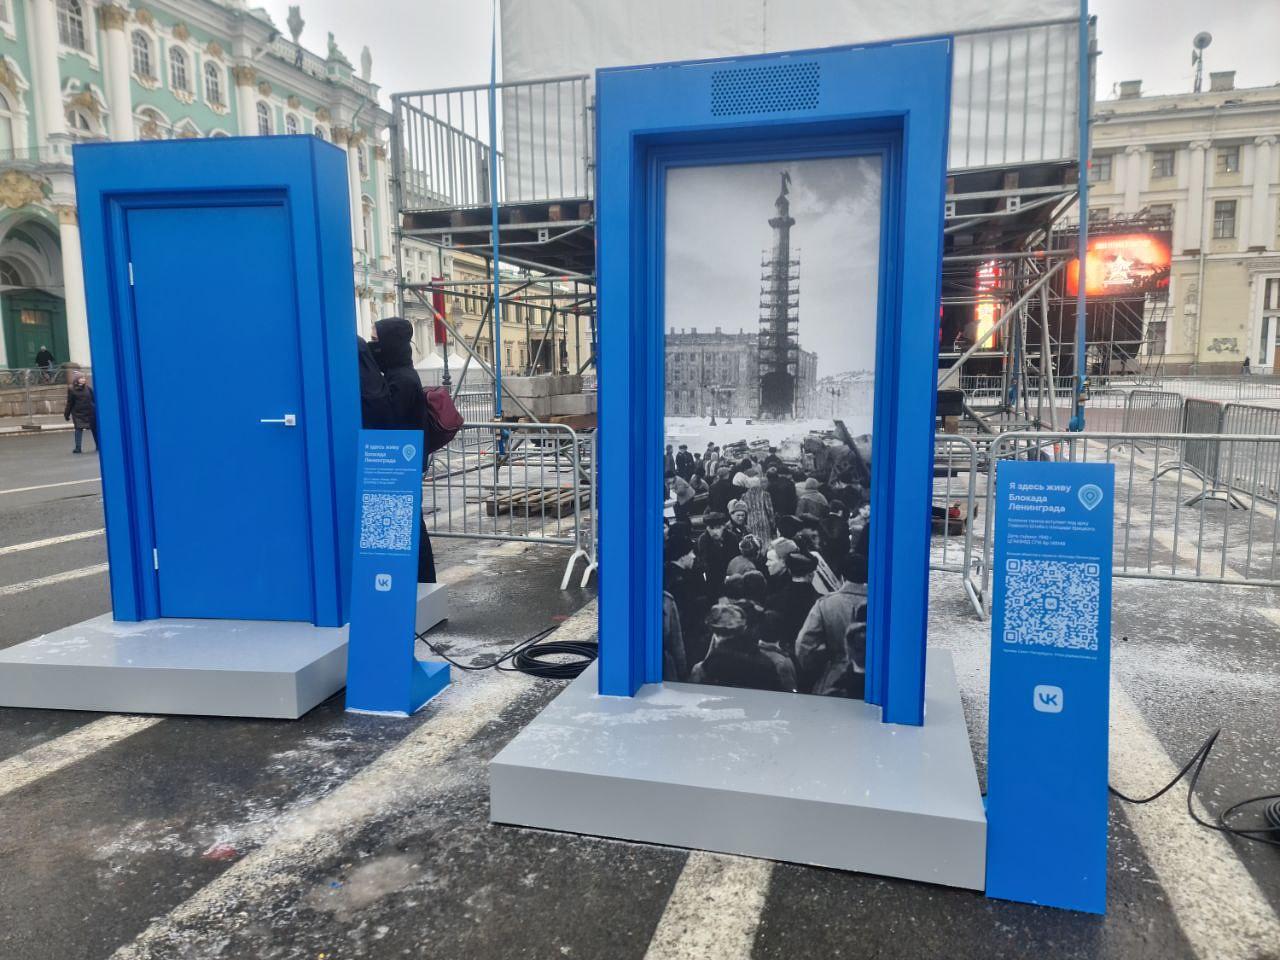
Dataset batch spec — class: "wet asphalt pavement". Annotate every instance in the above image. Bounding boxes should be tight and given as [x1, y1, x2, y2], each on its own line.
[0, 429, 1278, 960]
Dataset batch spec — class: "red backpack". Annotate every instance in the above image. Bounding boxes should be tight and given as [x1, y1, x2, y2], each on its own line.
[422, 386, 464, 453]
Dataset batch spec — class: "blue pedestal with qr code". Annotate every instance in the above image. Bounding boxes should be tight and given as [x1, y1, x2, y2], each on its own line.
[985, 459, 1114, 914]
[346, 429, 450, 716]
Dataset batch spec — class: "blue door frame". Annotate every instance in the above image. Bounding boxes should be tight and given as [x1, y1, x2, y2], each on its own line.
[73, 137, 360, 627]
[595, 41, 952, 725]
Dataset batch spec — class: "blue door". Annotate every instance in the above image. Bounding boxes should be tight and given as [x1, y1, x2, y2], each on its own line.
[126, 202, 315, 621]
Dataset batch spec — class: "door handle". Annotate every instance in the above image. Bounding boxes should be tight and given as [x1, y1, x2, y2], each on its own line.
[260, 414, 297, 426]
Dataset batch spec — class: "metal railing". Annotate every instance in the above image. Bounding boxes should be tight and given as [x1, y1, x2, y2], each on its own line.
[979, 431, 1280, 605]
[0, 367, 91, 428]
[393, 76, 592, 211]
[424, 421, 596, 589]
[932, 434, 984, 616]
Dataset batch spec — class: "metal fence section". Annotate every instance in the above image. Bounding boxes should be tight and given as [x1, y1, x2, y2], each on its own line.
[931, 434, 983, 617]
[393, 76, 592, 211]
[979, 432, 1280, 607]
[423, 421, 596, 589]
[1218, 404, 1280, 505]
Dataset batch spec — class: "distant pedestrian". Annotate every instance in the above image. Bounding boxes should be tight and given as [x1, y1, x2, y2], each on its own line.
[1243, 356, 1252, 375]
[664, 444, 676, 477]
[675, 444, 695, 480]
[63, 374, 97, 454]
[34, 345, 54, 370]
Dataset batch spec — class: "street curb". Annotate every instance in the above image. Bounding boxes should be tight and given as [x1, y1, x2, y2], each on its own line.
[0, 424, 75, 439]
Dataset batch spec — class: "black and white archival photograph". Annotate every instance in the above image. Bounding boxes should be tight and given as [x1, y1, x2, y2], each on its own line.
[661, 155, 882, 698]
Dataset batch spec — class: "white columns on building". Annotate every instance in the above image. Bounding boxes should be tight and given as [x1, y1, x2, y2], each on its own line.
[55, 204, 92, 366]
[339, 128, 366, 255]
[99, 4, 133, 141]
[1185, 140, 1210, 252]
[28, 0, 68, 146]
[1250, 136, 1276, 250]
[233, 66, 258, 136]
[374, 143, 394, 270]
[1122, 145, 1144, 214]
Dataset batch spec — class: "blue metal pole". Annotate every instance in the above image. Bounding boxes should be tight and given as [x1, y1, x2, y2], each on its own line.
[489, 1, 504, 422]
[1069, 0, 1090, 432]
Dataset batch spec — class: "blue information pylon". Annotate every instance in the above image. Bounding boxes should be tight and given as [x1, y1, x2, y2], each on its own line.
[985, 459, 1114, 913]
[345, 430, 450, 716]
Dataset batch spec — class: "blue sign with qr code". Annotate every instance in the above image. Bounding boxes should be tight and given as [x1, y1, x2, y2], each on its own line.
[985, 459, 1114, 914]
[346, 429, 450, 716]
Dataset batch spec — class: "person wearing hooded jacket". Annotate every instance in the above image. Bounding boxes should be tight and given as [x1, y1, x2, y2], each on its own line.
[368, 317, 436, 583]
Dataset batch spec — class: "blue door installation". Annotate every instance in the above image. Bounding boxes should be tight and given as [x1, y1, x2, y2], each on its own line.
[126, 202, 314, 621]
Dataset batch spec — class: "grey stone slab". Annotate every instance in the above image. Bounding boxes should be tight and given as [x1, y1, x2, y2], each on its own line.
[417, 582, 449, 634]
[0, 614, 348, 719]
[491, 650, 986, 890]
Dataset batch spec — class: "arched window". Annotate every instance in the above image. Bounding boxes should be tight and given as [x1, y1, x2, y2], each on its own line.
[131, 31, 152, 78]
[0, 89, 14, 155]
[285, 113, 299, 135]
[204, 62, 223, 106]
[313, 124, 327, 142]
[56, 0, 86, 51]
[169, 47, 189, 92]
[66, 107, 94, 137]
[256, 101, 271, 136]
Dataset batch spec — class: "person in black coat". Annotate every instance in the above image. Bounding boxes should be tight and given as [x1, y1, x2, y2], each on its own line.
[368, 317, 436, 583]
[766, 466, 798, 517]
[63, 374, 97, 454]
[35, 345, 54, 370]
[357, 336, 394, 429]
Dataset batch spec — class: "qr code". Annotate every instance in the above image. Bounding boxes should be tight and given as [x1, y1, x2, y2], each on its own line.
[1002, 558, 1100, 652]
[359, 493, 414, 552]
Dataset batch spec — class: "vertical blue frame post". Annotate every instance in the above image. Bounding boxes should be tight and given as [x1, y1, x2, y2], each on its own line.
[595, 41, 952, 725]
[73, 137, 360, 626]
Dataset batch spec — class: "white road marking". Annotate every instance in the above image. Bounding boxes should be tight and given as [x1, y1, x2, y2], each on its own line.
[0, 528, 104, 556]
[0, 476, 100, 496]
[645, 851, 774, 960]
[1109, 684, 1280, 960]
[0, 716, 162, 801]
[0, 562, 109, 597]
[110, 600, 599, 960]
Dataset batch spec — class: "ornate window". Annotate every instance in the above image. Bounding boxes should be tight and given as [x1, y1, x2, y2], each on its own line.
[285, 113, 299, 135]
[357, 143, 368, 178]
[169, 47, 189, 93]
[204, 62, 223, 107]
[313, 124, 327, 141]
[0, 258, 21, 286]
[56, 0, 86, 51]
[256, 101, 272, 136]
[0, 89, 14, 155]
[131, 31, 153, 78]
[361, 199, 373, 252]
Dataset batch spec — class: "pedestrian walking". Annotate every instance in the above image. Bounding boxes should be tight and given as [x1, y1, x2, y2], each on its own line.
[63, 374, 98, 454]
[675, 444, 695, 481]
[372, 317, 436, 583]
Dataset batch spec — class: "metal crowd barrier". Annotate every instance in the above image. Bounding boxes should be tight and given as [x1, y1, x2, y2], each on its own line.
[423, 421, 596, 590]
[979, 431, 1280, 607]
[932, 434, 984, 617]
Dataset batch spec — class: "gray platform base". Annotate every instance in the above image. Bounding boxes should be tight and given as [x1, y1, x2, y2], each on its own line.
[416, 581, 449, 634]
[0, 614, 348, 719]
[491, 650, 986, 890]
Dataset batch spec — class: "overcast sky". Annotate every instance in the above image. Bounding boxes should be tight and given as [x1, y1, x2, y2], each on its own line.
[664, 158, 881, 379]
[256, 2, 1276, 108]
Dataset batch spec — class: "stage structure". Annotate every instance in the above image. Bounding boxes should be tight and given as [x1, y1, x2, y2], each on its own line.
[758, 172, 801, 418]
[390, 2, 1092, 431]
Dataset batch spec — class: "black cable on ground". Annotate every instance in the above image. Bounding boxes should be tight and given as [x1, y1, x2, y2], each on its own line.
[416, 624, 597, 680]
[1110, 727, 1280, 848]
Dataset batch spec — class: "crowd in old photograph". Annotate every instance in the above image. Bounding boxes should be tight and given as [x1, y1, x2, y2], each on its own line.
[662, 431, 872, 699]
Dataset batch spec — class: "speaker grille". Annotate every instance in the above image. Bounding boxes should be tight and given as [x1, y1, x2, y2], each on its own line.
[709, 61, 820, 117]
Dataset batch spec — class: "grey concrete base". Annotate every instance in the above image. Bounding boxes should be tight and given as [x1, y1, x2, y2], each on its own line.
[0, 614, 348, 719]
[416, 581, 449, 634]
[491, 650, 986, 890]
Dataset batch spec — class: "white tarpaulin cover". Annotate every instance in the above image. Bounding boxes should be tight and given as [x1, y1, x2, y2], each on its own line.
[499, 0, 1082, 174]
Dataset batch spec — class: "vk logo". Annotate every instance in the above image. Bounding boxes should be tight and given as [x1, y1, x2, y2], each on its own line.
[401, 443, 417, 463]
[1077, 483, 1103, 511]
[375, 573, 393, 592]
[1033, 684, 1063, 713]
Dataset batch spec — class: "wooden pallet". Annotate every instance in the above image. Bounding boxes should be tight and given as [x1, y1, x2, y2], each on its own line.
[485, 486, 590, 518]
